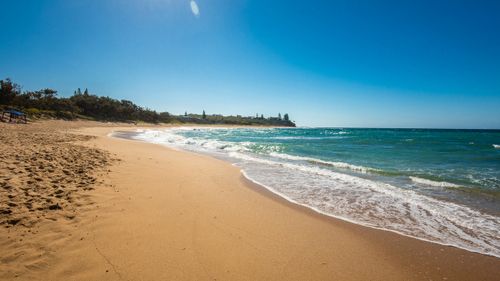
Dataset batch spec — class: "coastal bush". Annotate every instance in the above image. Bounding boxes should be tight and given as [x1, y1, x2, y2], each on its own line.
[0, 78, 295, 126]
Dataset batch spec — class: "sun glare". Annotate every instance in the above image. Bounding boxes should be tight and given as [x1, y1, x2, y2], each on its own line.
[190, 0, 200, 17]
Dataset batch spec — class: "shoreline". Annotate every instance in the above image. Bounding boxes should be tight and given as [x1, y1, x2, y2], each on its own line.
[114, 126, 500, 259]
[241, 172, 500, 259]
[105, 126, 500, 278]
[1, 122, 499, 280]
[240, 174, 500, 277]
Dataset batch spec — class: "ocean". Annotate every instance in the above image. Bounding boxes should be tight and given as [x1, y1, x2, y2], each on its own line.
[115, 127, 500, 258]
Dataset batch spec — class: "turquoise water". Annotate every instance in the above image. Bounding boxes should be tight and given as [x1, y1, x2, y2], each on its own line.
[182, 128, 500, 192]
[122, 127, 500, 257]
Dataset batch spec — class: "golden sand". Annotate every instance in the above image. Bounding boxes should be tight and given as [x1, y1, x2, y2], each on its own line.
[1, 121, 499, 280]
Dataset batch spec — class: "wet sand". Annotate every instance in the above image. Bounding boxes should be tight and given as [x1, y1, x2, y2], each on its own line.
[1, 122, 499, 280]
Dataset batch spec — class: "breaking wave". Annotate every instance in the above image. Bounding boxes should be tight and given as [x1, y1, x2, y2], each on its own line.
[113, 128, 500, 258]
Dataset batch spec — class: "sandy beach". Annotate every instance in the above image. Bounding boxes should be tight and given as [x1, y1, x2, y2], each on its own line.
[1, 121, 499, 281]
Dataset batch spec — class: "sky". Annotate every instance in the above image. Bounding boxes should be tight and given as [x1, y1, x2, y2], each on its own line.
[1, 0, 499, 128]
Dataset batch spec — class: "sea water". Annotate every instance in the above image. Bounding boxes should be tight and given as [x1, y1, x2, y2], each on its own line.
[116, 127, 500, 257]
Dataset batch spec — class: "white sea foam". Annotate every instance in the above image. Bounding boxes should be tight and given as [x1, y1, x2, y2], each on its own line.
[116, 128, 500, 258]
[269, 152, 376, 174]
[232, 152, 500, 258]
[270, 136, 344, 140]
[132, 128, 250, 153]
[493, 144, 500, 149]
[409, 176, 460, 188]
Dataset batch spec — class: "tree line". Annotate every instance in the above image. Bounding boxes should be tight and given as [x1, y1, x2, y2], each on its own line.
[180, 111, 294, 126]
[0, 78, 295, 126]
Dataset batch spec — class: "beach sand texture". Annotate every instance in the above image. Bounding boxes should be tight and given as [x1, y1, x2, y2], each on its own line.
[1, 121, 499, 280]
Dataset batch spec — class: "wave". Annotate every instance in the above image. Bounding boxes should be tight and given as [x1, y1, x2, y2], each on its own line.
[409, 176, 460, 188]
[118, 128, 500, 258]
[240, 170, 500, 259]
[131, 129, 251, 153]
[230, 152, 500, 258]
[269, 152, 377, 174]
[270, 136, 346, 140]
[494, 144, 500, 149]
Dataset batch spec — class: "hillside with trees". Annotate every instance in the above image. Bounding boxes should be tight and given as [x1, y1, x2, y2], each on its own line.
[0, 78, 296, 127]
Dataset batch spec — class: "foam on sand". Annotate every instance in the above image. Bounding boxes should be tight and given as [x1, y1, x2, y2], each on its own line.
[126, 128, 500, 258]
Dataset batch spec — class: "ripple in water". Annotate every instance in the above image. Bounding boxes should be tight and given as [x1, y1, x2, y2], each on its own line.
[115, 127, 500, 258]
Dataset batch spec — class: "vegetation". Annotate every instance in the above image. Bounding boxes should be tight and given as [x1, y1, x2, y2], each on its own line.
[177, 113, 295, 126]
[0, 78, 296, 126]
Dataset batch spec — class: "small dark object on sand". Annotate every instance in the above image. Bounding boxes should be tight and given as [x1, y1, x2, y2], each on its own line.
[1, 109, 27, 124]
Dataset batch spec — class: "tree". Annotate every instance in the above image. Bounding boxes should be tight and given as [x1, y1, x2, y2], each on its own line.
[159, 112, 171, 122]
[0, 78, 297, 126]
[0, 78, 21, 105]
[41, 88, 57, 99]
[284, 113, 289, 121]
[278, 113, 282, 120]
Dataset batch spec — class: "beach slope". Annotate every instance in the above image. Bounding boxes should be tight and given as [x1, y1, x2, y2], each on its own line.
[1, 124, 499, 280]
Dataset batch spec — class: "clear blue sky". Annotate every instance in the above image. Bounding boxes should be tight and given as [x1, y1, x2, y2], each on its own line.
[1, 0, 499, 128]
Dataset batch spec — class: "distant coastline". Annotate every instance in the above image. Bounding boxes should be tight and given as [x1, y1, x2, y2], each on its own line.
[0, 78, 295, 127]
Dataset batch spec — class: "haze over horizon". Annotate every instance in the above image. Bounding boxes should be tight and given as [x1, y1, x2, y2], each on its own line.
[1, 0, 499, 129]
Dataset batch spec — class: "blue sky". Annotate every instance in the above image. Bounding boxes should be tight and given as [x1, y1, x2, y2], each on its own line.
[1, 0, 499, 128]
